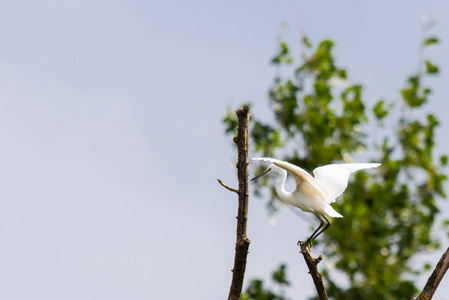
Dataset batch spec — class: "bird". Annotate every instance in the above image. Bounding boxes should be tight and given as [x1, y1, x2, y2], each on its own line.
[251, 157, 381, 243]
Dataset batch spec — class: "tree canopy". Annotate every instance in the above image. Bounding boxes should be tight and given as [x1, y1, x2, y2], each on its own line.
[224, 30, 447, 299]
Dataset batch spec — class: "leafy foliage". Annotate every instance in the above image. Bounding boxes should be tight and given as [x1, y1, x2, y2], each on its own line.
[241, 264, 291, 300]
[224, 33, 447, 299]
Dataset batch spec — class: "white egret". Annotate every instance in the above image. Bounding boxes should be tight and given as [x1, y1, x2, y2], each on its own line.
[251, 157, 381, 243]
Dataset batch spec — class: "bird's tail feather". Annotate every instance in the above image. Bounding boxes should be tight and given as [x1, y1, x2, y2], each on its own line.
[324, 206, 343, 218]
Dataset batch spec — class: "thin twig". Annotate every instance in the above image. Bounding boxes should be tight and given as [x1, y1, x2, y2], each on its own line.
[217, 179, 239, 194]
[299, 241, 328, 300]
[416, 246, 449, 300]
[227, 106, 252, 300]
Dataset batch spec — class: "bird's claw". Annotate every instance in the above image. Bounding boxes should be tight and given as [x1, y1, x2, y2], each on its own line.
[297, 239, 312, 248]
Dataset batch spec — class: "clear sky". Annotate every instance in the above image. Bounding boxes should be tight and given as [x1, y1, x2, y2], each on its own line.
[0, 0, 448, 299]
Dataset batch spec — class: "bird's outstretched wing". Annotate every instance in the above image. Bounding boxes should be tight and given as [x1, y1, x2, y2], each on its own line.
[252, 157, 327, 196]
[313, 163, 381, 203]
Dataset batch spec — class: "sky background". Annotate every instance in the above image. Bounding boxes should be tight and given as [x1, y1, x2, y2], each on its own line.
[0, 0, 448, 299]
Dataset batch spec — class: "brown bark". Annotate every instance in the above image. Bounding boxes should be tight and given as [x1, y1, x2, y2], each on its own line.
[416, 246, 449, 300]
[299, 242, 328, 300]
[218, 106, 252, 300]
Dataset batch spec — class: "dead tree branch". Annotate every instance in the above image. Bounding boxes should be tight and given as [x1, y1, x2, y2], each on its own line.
[218, 106, 251, 300]
[217, 179, 239, 194]
[416, 246, 449, 300]
[299, 242, 328, 300]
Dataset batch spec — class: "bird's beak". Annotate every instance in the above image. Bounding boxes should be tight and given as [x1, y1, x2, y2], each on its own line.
[251, 169, 271, 181]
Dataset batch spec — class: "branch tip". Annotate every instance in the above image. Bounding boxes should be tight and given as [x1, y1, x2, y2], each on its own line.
[217, 179, 239, 194]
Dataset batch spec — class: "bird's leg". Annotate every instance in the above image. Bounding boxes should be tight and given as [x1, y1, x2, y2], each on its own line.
[305, 214, 324, 244]
[312, 215, 331, 241]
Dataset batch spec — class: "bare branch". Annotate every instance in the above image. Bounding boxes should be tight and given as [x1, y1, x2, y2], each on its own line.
[228, 105, 252, 300]
[416, 246, 449, 300]
[299, 242, 328, 300]
[217, 179, 239, 194]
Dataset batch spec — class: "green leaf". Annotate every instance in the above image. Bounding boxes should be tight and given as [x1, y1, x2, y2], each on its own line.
[337, 69, 347, 80]
[401, 76, 428, 107]
[423, 37, 439, 47]
[373, 100, 389, 119]
[223, 111, 238, 134]
[272, 264, 290, 286]
[427, 114, 439, 127]
[271, 42, 293, 65]
[425, 60, 439, 74]
[242, 274, 289, 300]
[302, 36, 311, 48]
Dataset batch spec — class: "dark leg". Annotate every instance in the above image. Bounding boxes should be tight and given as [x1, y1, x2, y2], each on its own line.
[313, 215, 331, 241]
[305, 214, 324, 244]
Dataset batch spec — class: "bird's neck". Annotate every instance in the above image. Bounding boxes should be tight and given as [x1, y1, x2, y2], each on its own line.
[274, 170, 293, 203]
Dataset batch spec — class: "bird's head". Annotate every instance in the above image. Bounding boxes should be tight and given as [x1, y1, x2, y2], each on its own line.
[251, 164, 279, 181]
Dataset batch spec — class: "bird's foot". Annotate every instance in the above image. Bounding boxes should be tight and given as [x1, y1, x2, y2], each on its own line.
[297, 239, 312, 248]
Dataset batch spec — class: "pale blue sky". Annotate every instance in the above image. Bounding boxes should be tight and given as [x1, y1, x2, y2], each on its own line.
[0, 1, 448, 299]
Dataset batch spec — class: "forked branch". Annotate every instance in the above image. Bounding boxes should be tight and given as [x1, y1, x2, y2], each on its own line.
[219, 106, 252, 300]
[416, 246, 449, 300]
[299, 242, 328, 300]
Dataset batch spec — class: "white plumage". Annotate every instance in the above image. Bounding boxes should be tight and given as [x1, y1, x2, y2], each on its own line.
[251, 157, 381, 242]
